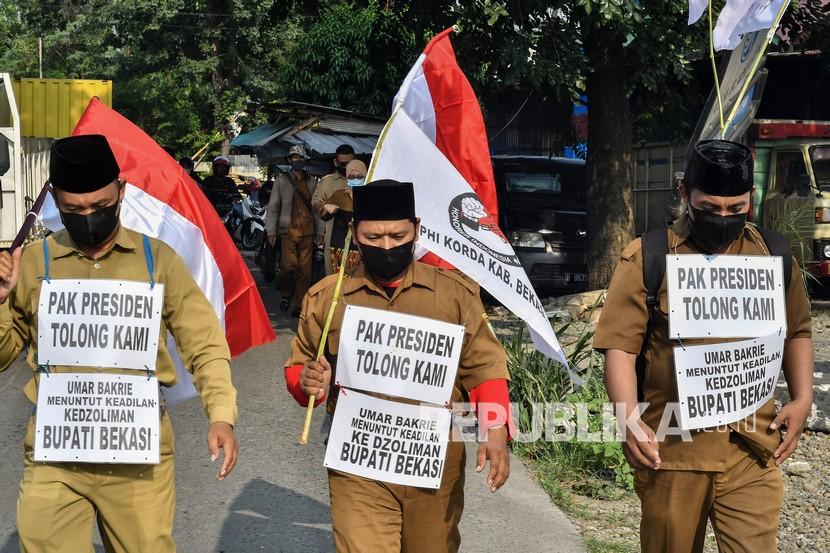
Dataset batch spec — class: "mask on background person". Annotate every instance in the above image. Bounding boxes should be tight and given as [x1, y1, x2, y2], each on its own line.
[290, 160, 306, 172]
[336, 164, 347, 176]
[688, 205, 747, 252]
[60, 203, 120, 247]
[357, 240, 415, 281]
[347, 178, 365, 188]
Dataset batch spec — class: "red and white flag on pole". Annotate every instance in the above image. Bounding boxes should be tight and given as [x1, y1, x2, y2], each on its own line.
[391, 27, 499, 269]
[369, 28, 570, 371]
[40, 98, 276, 403]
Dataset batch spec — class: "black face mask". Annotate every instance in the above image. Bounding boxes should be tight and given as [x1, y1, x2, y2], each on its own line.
[336, 165, 347, 176]
[358, 240, 415, 281]
[290, 160, 306, 172]
[688, 205, 747, 253]
[60, 203, 120, 247]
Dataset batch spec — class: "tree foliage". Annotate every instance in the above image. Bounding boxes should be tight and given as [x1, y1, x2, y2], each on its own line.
[278, 1, 416, 116]
[1, 0, 302, 156]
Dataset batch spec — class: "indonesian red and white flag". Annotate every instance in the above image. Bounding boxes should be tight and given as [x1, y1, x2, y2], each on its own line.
[391, 27, 499, 269]
[369, 28, 570, 371]
[40, 98, 276, 403]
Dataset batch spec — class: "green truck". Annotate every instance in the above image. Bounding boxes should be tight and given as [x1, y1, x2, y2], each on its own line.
[633, 118, 830, 290]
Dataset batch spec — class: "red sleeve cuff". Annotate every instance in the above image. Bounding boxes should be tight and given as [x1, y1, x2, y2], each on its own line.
[284, 364, 325, 408]
[469, 378, 515, 439]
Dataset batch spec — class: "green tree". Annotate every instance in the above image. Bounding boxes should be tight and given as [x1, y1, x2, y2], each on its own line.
[278, 1, 417, 116]
[440, 1, 704, 288]
[0, 0, 303, 156]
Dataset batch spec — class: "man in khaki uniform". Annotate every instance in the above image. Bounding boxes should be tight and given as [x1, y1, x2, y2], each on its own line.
[285, 180, 512, 552]
[0, 135, 239, 553]
[265, 144, 323, 316]
[312, 144, 355, 275]
[595, 140, 814, 553]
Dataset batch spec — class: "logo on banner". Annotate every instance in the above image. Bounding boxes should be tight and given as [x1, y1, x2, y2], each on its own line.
[448, 193, 520, 267]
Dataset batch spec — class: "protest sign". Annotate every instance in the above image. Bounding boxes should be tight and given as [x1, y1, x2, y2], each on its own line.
[674, 332, 784, 431]
[35, 373, 161, 464]
[37, 279, 164, 371]
[666, 254, 786, 339]
[336, 306, 464, 405]
[324, 389, 451, 489]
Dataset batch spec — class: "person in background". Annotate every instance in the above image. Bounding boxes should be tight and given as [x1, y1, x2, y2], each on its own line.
[179, 156, 204, 188]
[312, 144, 355, 275]
[327, 159, 366, 274]
[265, 145, 323, 317]
[202, 156, 241, 217]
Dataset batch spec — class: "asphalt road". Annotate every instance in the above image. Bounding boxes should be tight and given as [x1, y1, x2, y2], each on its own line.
[0, 258, 584, 553]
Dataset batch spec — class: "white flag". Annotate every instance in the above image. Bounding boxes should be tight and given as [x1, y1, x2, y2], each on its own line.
[688, 0, 709, 24]
[713, 0, 789, 51]
[368, 108, 571, 372]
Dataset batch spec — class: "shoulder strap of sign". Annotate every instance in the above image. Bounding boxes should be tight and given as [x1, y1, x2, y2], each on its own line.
[636, 228, 668, 402]
[756, 227, 792, 291]
[142, 234, 155, 289]
[42, 236, 51, 282]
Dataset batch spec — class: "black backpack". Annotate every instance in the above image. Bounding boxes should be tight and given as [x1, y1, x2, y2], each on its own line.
[635, 227, 793, 401]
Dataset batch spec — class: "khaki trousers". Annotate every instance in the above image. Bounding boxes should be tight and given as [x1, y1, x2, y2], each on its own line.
[279, 234, 313, 307]
[17, 413, 176, 553]
[635, 433, 782, 553]
[328, 442, 466, 553]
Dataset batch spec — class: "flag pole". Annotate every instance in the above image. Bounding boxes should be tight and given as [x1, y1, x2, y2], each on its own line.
[299, 228, 352, 445]
[299, 102, 403, 443]
[722, 0, 791, 133]
[708, 0, 726, 137]
[9, 181, 51, 251]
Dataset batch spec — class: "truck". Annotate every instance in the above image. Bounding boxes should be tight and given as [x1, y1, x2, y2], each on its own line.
[633, 119, 830, 292]
[0, 73, 112, 247]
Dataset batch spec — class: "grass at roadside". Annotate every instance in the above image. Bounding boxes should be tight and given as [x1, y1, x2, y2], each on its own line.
[503, 312, 640, 551]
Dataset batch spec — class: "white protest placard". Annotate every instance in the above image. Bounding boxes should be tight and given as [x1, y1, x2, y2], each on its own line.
[674, 333, 784, 431]
[324, 389, 451, 489]
[666, 254, 786, 339]
[336, 306, 464, 405]
[35, 372, 161, 464]
[37, 279, 164, 371]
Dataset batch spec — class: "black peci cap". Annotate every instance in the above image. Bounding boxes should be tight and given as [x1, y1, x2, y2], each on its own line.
[353, 179, 416, 222]
[684, 139, 754, 196]
[50, 134, 120, 193]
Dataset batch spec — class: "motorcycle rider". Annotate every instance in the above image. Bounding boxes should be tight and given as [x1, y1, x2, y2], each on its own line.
[202, 156, 241, 217]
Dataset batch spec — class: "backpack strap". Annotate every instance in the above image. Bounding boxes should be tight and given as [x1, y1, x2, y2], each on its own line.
[756, 227, 792, 292]
[637, 228, 669, 402]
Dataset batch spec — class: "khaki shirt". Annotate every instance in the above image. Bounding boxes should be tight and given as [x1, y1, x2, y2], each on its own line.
[286, 261, 509, 413]
[312, 172, 347, 219]
[594, 223, 812, 470]
[0, 227, 237, 425]
[312, 173, 347, 275]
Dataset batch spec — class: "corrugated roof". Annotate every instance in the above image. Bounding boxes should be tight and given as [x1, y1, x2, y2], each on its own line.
[317, 117, 385, 136]
[231, 122, 292, 148]
[285, 130, 377, 156]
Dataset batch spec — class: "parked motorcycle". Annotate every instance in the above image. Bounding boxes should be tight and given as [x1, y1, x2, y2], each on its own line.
[240, 204, 266, 251]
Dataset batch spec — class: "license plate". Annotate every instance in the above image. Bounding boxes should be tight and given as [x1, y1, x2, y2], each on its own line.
[566, 272, 587, 284]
